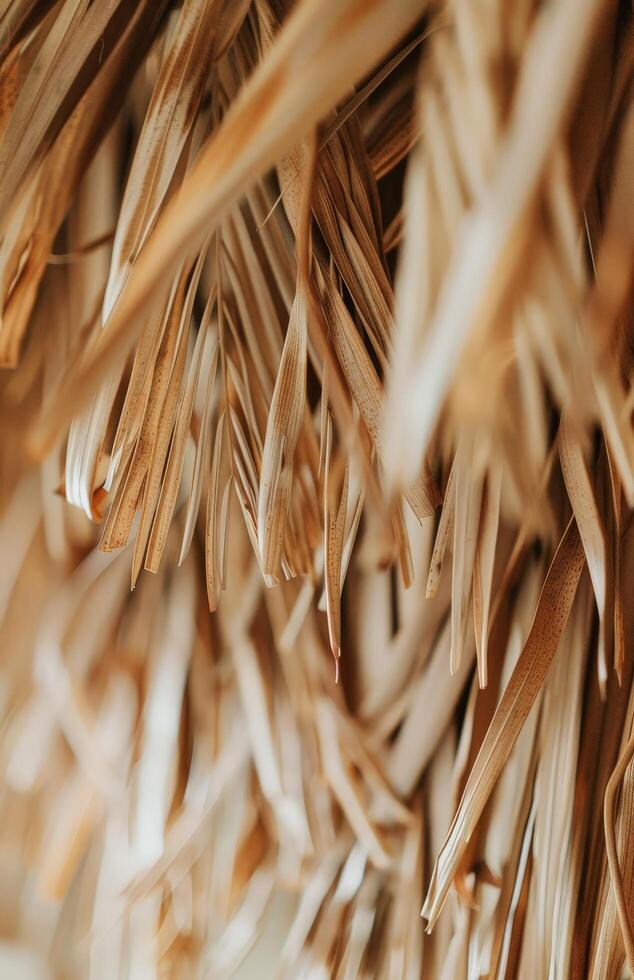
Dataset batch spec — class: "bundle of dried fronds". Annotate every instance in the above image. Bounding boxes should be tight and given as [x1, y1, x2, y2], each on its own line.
[0, 0, 632, 976]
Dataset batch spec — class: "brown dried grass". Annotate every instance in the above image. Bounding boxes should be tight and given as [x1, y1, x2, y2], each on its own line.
[0, 0, 633, 976]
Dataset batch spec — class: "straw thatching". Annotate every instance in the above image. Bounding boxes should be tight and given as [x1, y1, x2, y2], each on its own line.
[0, 0, 633, 976]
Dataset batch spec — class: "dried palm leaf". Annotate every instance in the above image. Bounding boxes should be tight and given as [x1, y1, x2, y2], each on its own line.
[0, 0, 633, 976]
